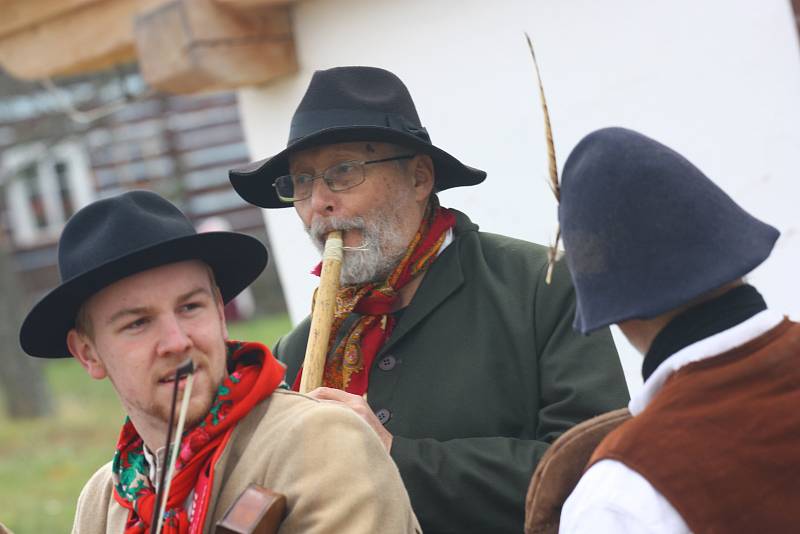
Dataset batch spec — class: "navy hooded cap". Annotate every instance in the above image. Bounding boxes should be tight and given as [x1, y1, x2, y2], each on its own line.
[559, 127, 780, 334]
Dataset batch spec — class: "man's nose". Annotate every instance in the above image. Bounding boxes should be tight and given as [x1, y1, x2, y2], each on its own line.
[308, 177, 338, 215]
[156, 316, 193, 356]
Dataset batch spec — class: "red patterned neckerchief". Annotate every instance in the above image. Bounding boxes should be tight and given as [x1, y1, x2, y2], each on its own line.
[292, 205, 456, 395]
[111, 341, 286, 534]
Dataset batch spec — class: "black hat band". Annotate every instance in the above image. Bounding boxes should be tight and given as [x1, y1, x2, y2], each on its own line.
[290, 109, 431, 144]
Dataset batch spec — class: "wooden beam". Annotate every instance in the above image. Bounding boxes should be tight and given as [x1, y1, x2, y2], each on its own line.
[213, 0, 300, 6]
[792, 0, 800, 47]
[0, 0, 168, 80]
[0, 0, 102, 39]
[135, 0, 297, 94]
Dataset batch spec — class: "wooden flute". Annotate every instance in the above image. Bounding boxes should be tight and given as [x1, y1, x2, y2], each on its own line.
[299, 230, 343, 393]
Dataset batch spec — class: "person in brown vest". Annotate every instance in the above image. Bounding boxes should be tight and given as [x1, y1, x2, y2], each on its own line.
[555, 127, 798, 533]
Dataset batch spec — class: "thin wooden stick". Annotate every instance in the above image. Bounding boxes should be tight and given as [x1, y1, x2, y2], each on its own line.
[154, 360, 195, 534]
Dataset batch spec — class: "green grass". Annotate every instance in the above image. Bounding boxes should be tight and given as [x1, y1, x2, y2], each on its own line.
[0, 313, 291, 534]
[227, 313, 291, 348]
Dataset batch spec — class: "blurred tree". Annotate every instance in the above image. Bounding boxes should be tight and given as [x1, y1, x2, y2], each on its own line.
[0, 205, 52, 418]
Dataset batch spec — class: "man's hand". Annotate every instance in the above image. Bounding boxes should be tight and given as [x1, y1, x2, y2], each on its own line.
[306, 387, 394, 452]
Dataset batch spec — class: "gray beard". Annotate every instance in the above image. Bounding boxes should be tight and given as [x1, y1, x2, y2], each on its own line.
[307, 211, 408, 286]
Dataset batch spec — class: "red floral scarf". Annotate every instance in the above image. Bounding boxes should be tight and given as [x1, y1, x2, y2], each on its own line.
[293, 205, 456, 395]
[112, 341, 286, 534]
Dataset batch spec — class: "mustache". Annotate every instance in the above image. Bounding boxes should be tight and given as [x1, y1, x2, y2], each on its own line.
[307, 216, 367, 250]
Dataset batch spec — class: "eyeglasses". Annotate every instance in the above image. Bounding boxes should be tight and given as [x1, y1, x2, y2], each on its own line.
[274, 155, 415, 203]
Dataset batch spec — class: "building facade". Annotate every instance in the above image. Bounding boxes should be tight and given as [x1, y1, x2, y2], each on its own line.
[0, 65, 285, 316]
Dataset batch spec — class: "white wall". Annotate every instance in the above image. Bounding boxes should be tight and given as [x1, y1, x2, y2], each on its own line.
[237, 0, 800, 394]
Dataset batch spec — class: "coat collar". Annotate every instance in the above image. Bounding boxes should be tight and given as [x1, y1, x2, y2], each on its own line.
[379, 210, 476, 355]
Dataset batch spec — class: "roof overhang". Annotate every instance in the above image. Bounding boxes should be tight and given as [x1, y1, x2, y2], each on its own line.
[0, 0, 298, 93]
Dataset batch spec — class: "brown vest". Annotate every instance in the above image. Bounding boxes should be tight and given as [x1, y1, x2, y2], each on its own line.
[590, 319, 800, 534]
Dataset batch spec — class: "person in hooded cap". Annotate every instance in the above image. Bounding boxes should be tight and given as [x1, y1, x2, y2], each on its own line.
[229, 66, 630, 533]
[19, 190, 420, 534]
[556, 127, 799, 533]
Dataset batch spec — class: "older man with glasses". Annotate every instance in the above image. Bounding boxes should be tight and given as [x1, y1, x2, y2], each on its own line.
[230, 66, 630, 534]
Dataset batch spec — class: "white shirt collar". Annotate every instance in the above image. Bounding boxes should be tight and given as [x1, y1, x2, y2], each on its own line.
[438, 227, 454, 255]
[629, 309, 784, 416]
[143, 445, 165, 491]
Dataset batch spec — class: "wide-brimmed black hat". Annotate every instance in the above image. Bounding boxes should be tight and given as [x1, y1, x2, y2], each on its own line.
[559, 127, 779, 334]
[19, 190, 268, 358]
[229, 66, 486, 208]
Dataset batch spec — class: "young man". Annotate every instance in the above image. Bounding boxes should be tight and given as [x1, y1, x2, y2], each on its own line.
[556, 127, 799, 532]
[19, 190, 419, 533]
[229, 66, 630, 533]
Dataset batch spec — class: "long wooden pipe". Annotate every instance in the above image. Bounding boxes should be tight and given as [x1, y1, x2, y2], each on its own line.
[299, 231, 343, 393]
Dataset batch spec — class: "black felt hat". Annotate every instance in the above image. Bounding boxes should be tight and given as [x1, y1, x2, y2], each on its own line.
[19, 190, 268, 358]
[229, 66, 486, 208]
[559, 127, 780, 334]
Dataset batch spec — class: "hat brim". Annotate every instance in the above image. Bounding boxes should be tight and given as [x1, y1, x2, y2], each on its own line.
[229, 126, 486, 208]
[20, 232, 268, 358]
[569, 225, 780, 335]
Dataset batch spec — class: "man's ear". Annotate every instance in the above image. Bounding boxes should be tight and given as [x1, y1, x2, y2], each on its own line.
[411, 154, 435, 202]
[67, 329, 107, 380]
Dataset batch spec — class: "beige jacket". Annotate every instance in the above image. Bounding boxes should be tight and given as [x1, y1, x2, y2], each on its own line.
[73, 390, 420, 533]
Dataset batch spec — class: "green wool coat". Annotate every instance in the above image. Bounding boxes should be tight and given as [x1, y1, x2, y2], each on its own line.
[274, 210, 630, 534]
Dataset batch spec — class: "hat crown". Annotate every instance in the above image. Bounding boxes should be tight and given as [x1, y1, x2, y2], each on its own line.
[58, 190, 196, 283]
[289, 66, 428, 144]
[559, 127, 779, 333]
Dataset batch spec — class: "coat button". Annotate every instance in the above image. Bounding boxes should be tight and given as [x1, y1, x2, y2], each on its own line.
[375, 408, 392, 425]
[378, 355, 397, 371]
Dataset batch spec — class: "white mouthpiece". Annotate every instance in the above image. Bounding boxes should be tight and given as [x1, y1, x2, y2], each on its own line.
[323, 234, 344, 261]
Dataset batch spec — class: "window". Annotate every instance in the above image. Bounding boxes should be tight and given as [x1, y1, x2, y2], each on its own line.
[19, 163, 47, 229]
[3, 141, 93, 246]
[54, 160, 75, 219]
